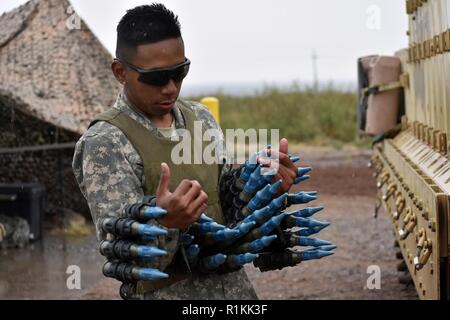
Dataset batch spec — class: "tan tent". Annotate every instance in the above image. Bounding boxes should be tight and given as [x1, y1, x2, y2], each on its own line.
[0, 0, 119, 135]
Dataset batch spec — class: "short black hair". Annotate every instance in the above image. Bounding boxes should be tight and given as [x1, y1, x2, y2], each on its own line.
[116, 3, 182, 60]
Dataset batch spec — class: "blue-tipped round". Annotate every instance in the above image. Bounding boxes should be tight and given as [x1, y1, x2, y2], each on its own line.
[198, 214, 214, 223]
[195, 222, 226, 233]
[298, 224, 329, 237]
[310, 245, 337, 251]
[294, 175, 310, 184]
[268, 193, 288, 212]
[137, 246, 167, 260]
[294, 217, 330, 228]
[295, 237, 332, 247]
[255, 206, 274, 222]
[293, 206, 324, 218]
[207, 222, 226, 231]
[301, 249, 335, 261]
[137, 268, 169, 281]
[269, 180, 282, 194]
[287, 192, 317, 205]
[233, 253, 259, 266]
[298, 228, 315, 237]
[248, 184, 272, 211]
[186, 244, 200, 259]
[244, 206, 276, 225]
[203, 254, 227, 269]
[237, 221, 256, 234]
[290, 155, 301, 163]
[240, 157, 259, 182]
[248, 180, 281, 211]
[259, 213, 287, 236]
[242, 207, 269, 223]
[143, 206, 167, 220]
[312, 224, 329, 233]
[297, 167, 312, 177]
[181, 234, 195, 246]
[243, 166, 262, 194]
[249, 235, 278, 252]
[137, 224, 168, 238]
[256, 168, 278, 191]
[213, 229, 241, 241]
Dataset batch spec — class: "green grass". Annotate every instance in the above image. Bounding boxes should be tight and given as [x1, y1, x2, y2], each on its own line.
[188, 86, 368, 148]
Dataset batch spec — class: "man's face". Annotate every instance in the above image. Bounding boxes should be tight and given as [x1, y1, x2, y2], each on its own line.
[113, 37, 186, 118]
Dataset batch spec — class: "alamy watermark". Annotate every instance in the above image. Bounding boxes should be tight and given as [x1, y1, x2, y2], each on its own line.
[366, 265, 381, 290]
[66, 6, 81, 31]
[366, 5, 381, 31]
[66, 265, 81, 290]
[170, 121, 280, 168]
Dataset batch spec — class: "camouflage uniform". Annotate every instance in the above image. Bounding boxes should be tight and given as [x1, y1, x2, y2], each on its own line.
[72, 91, 258, 300]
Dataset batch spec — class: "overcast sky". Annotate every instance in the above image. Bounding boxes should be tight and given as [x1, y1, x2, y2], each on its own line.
[1, 0, 408, 87]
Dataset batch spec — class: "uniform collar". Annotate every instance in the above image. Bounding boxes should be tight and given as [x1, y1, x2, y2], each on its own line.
[113, 90, 186, 132]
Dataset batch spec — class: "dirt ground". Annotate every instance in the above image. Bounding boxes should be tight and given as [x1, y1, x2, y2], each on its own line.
[0, 146, 419, 300]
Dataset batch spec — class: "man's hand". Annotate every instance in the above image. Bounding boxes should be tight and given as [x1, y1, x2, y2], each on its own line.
[258, 138, 298, 195]
[156, 163, 208, 230]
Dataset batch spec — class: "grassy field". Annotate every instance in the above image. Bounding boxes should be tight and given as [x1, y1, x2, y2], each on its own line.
[188, 86, 371, 148]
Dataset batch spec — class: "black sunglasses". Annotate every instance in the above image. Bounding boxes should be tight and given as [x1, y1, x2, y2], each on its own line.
[116, 58, 191, 86]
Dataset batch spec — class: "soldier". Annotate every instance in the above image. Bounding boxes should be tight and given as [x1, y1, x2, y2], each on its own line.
[72, 3, 300, 300]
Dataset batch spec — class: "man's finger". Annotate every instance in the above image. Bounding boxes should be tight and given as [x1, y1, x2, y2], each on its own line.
[156, 163, 171, 198]
[184, 180, 202, 200]
[189, 191, 209, 218]
[173, 179, 193, 196]
[264, 150, 295, 169]
[279, 138, 289, 155]
[272, 165, 296, 194]
[193, 203, 208, 223]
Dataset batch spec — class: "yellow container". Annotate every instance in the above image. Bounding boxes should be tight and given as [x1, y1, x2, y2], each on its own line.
[200, 97, 220, 125]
